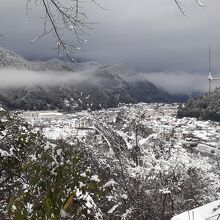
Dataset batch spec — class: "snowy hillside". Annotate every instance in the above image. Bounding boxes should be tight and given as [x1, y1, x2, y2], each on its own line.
[178, 89, 220, 122]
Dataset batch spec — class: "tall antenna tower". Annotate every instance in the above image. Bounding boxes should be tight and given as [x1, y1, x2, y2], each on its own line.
[208, 45, 212, 96]
[208, 45, 220, 96]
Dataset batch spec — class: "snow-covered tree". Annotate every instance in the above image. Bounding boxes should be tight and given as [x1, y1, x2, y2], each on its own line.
[0, 110, 109, 219]
[0, 110, 44, 218]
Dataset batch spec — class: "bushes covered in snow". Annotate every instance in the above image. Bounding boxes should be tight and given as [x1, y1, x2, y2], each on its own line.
[0, 110, 109, 219]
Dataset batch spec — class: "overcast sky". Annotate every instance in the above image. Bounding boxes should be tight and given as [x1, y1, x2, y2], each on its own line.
[0, 0, 220, 80]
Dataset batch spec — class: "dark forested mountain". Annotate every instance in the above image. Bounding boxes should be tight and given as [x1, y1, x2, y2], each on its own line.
[0, 48, 186, 111]
[178, 90, 220, 121]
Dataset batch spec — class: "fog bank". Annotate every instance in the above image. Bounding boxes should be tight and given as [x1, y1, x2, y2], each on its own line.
[0, 68, 219, 96]
[0, 68, 96, 88]
[142, 72, 219, 95]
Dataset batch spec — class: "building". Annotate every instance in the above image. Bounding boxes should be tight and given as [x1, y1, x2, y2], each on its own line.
[20, 111, 63, 123]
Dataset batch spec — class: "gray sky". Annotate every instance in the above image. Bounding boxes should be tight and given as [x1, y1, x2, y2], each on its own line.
[0, 0, 220, 93]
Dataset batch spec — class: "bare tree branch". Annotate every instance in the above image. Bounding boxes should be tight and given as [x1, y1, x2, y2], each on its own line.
[175, 0, 204, 15]
[27, 0, 98, 59]
[26, 0, 204, 58]
[175, 0, 186, 15]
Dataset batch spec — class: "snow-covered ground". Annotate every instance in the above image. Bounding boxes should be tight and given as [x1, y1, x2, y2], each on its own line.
[171, 199, 220, 220]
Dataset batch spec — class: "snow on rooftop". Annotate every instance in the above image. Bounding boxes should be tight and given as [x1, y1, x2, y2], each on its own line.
[39, 112, 63, 116]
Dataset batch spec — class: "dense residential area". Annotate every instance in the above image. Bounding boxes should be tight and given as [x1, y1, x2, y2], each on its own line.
[1, 103, 220, 219]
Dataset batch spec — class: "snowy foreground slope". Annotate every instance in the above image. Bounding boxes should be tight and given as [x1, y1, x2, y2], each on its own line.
[171, 200, 220, 220]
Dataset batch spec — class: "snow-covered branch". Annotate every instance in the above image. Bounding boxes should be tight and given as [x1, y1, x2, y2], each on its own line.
[175, 0, 204, 15]
[27, 0, 99, 59]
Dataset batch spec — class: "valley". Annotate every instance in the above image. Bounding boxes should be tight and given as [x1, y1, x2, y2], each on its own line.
[15, 103, 220, 219]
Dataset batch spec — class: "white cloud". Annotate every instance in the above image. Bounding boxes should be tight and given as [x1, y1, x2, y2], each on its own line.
[0, 68, 93, 88]
[142, 71, 220, 95]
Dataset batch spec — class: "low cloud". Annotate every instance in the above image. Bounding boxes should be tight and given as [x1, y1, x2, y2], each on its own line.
[141, 72, 219, 95]
[1, 67, 220, 96]
[0, 68, 96, 88]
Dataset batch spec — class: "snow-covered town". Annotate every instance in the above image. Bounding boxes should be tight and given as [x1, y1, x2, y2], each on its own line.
[19, 103, 220, 158]
[15, 103, 220, 219]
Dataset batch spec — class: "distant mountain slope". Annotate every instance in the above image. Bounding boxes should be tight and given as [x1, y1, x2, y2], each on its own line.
[0, 48, 185, 111]
[177, 91, 220, 121]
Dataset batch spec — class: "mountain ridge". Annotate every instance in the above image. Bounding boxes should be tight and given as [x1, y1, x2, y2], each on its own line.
[0, 48, 187, 111]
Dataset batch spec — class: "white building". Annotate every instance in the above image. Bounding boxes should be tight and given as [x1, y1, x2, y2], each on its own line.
[145, 109, 155, 117]
[20, 111, 63, 122]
